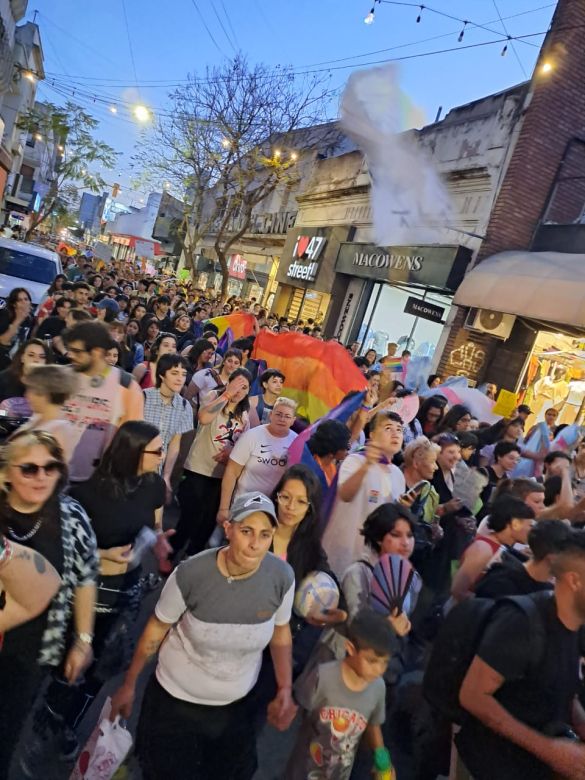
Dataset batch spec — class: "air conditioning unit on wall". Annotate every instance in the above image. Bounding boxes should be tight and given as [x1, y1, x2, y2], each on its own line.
[465, 308, 516, 340]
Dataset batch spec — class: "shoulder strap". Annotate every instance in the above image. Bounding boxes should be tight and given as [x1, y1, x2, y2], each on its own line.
[119, 369, 133, 389]
[358, 559, 375, 572]
[502, 593, 550, 672]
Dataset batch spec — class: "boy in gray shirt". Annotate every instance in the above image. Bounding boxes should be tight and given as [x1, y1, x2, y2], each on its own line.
[286, 610, 395, 780]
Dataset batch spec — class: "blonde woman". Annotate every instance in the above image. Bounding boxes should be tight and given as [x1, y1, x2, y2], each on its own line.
[0, 430, 98, 779]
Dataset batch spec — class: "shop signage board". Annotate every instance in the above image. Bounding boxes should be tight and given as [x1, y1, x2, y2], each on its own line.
[228, 254, 247, 280]
[335, 278, 365, 342]
[403, 296, 445, 323]
[286, 235, 327, 282]
[335, 243, 472, 292]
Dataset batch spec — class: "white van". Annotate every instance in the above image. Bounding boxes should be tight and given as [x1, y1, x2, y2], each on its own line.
[0, 238, 62, 306]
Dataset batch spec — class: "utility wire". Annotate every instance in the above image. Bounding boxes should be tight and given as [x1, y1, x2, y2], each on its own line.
[209, 0, 237, 52]
[491, 0, 528, 77]
[189, 0, 227, 57]
[120, 0, 140, 86]
[220, 0, 240, 50]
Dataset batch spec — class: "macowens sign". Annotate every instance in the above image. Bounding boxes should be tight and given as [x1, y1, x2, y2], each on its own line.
[287, 235, 327, 282]
[335, 242, 472, 292]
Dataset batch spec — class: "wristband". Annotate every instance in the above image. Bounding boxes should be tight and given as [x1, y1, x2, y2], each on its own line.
[360, 404, 373, 411]
[373, 746, 391, 771]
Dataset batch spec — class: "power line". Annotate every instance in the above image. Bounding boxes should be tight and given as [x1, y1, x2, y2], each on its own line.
[209, 0, 237, 53]
[120, 0, 140, 86]
[189, 0, 227, 57]
[39, 2, 554, 87]
[491, 0, 528, 77]
[220, 0, 240, 50]
[379, 0, 540, 47]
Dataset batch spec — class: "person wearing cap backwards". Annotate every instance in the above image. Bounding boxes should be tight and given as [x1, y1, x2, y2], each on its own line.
[110, 491, 296, 780]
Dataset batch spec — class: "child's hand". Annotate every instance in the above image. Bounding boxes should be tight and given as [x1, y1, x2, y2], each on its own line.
[388, 608, 411, 637]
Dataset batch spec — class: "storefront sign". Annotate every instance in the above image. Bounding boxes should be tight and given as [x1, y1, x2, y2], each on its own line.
[228, 254, 247, 280]
[135, 239, 155, 259]
[223, 211, 297, 236]
[335, 278, 364, 342]
[404, 296, 445, 323]
[286, 235, 327, 283]
[335, 243, 472, 292]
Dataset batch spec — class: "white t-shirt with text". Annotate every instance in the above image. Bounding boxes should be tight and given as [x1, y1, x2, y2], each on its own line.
[229, 424, 297, 500]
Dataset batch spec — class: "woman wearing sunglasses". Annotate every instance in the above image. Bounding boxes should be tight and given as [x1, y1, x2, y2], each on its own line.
[0, 430, 98, 779]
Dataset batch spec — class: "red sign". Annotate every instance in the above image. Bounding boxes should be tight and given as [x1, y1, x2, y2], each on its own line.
[229, 254, 247, 280]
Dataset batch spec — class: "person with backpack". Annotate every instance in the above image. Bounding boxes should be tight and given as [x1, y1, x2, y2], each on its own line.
[143, 355, 193, 503]
[425, 529, 585, 780]
[449, 495, 536, 605]
[474, 519, 571, 599]
[458, 528, 585, 778]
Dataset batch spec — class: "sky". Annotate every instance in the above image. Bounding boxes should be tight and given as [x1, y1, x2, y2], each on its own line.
[26, 0, 556, 206]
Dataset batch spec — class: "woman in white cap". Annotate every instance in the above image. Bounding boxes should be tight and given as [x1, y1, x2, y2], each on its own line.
[110, 491, 296, 780]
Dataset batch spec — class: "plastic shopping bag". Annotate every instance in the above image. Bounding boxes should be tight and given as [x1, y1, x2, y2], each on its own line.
[70, 697, 132, 780]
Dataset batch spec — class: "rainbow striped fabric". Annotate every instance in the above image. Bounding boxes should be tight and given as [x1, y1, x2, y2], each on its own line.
[252, 331, 369, 422]
[207, 312, 256, 340]
[381, 357, 403, 373]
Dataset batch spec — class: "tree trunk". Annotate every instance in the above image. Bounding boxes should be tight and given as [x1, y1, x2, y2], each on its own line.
[216, 246, 229, 301]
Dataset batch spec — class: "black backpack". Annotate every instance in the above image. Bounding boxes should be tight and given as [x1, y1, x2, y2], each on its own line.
[422, 592, 549, 724]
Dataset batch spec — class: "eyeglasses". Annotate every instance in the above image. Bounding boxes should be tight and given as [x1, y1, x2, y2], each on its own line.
[144, 447, 165, 456]
[277, 493, 310, 510]
[14, 461, 64, 477]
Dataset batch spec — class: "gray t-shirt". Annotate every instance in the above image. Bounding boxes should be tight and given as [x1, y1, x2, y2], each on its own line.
[287, 660, 385, 780]
[155, 548, 295, 705]
[184, 403, 249, 478]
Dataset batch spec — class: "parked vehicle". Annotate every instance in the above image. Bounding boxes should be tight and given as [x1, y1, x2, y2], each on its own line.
[0, 238, 61, 306]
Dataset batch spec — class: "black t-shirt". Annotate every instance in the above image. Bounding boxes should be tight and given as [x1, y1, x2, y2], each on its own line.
[36, 315, 66, 340]
[456, 594, 580, 780]
[474, 554, 553, 599]
[69, 472, 165, 549]
[2, 505, 64, 659]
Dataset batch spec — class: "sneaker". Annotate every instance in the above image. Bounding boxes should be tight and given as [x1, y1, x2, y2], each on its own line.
[60, 725, 80, 761]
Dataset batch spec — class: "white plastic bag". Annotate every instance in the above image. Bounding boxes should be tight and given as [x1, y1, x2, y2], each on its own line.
[70, 697, 132, 780]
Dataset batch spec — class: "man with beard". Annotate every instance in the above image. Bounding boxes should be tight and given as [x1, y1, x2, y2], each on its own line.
[62, 321, 143, 481]
[457, 528, 585, 780]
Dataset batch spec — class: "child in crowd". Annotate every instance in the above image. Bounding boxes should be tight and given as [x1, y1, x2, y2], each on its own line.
[286, 610, 395, 780]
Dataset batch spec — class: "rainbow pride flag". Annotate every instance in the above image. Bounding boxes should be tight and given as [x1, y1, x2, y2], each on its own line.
[381, 357, 403, 373]
[252, 331, 368, 422]
[208, 312, 256, 353]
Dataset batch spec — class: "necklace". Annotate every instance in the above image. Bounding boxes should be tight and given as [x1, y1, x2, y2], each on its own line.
[7, 514, 43, 541]
[222, 548, 259, 584]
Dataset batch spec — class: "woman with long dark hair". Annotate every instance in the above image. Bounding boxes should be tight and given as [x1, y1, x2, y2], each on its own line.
[416, 395, 447, 438]
[437, 403, 472, 435]
[184, 347, 243, 412]
[140, 319, 161, 361]
[0, 338, 51, 403]
[31, 422, 170, 762]
[132, 331, 178, 389]
[172, 367, 252, 559]
[183, 337, 215, 380]
[0, 287, 33, 368]
[0, 430, 98, 777]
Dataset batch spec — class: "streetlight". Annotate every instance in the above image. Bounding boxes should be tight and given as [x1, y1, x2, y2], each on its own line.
[109, 105, 118, 114]
[290, 152, 298, 161]
[540, 61, 553, 74]
[133, 104, 151, 122]
[364, 7, 375, 24]
[23, 70, 36, 82]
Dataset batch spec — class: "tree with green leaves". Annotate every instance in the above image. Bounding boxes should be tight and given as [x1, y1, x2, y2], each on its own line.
[132, 56, 340, 298]
[17, 101, 118, 240]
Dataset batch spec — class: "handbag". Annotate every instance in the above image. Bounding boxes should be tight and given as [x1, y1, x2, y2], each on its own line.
[70, 697, 132, 780]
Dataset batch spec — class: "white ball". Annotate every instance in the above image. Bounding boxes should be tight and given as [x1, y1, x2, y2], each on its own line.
[293, 571, 339, 619]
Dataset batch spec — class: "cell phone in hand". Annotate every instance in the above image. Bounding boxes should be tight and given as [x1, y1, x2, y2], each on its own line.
[402, 479, 430, 502]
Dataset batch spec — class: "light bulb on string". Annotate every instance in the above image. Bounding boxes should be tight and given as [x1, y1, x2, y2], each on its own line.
[109, 105, 118, 114]
[364, 6, 375, 24]
[458, 21, 468, 42]
[416, 5, 424, 23]
[133, 104, 151, 123]
[501, 44, 508, 56]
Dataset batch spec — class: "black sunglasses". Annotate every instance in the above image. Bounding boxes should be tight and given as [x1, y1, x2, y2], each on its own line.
[15, 461, 65, 477]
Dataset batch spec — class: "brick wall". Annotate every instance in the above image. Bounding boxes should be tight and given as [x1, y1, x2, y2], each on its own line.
[437, 0, 585, 382]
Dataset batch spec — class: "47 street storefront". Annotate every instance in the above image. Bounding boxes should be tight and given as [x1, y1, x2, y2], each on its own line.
[330, 242, 472, 357]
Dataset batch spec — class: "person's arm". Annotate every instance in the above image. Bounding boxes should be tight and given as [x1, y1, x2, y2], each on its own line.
[450, 542, 493, 603]
[120, 379, 144, 424]
[132, 363, 147, 383]
[267, 621, 297, 731]
[0, 306, 28, 346]
[573, 697, 585, 742]
[460, 657, 585, 778]
[163, 433, 181, 493]
[557, 460, 575, 512]
[218, 458, 245, 523]
[338, 450, 377, 503]
[110, 614, 172, 719]
[63, 582, 97, 683]
[198, 390, 231, 426]
[0, 538, 61, 632]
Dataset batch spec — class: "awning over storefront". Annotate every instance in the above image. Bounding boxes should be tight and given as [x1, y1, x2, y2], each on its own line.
[453, 250, 585, 328]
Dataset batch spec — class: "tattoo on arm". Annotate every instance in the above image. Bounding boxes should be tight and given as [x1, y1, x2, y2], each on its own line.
[14, 549, 31, 561]
[144, 638, 163, 662]
[34, 552, 46, 574]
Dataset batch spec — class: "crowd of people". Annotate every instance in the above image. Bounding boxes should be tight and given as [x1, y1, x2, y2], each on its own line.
[1, 249, 585, 780]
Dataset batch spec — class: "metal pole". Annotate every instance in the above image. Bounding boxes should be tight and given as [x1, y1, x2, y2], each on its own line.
[406, 289, 427, 350]
[360, 283, 383, 352]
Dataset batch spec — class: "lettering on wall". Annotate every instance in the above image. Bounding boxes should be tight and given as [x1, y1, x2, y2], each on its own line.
[447, 341, 486, 377]
[286, 236, 327, 283]
[353, 252, 423, 271]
